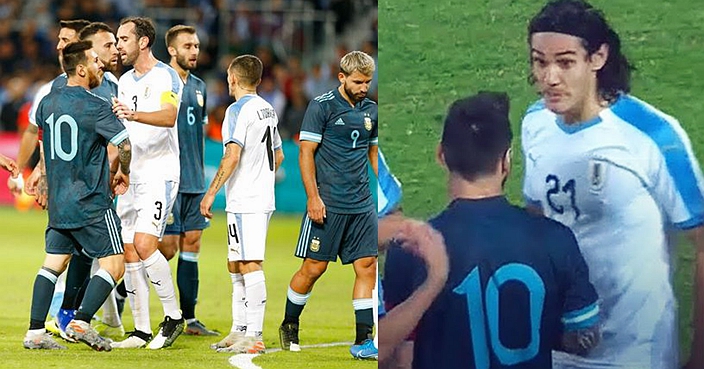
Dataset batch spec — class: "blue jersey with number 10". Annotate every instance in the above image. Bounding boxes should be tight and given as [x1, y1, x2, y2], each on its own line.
[384, 197, 598, 369]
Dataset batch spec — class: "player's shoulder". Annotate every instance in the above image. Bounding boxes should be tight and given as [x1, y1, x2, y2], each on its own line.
[225, 96, 257, 118]
[521, 99, 554, 127]
[155, 61, 181, 81]
[311, 89, 336, 106]
[608, 94, 683, 135]
[117, 68, 135, 84]
[188, 72, 206, 87]
[103, 71, 119, 85]
[50, 73, 68, 91]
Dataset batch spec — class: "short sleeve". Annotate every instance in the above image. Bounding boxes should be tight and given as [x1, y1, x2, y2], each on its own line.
[521, 119, 542, 209]
[273, 125, 282, 150]
[95, 99, 128, 145]
[223, 103, 248, 147]
[299, 100, 325, 143]
[370, 108, 378, 146]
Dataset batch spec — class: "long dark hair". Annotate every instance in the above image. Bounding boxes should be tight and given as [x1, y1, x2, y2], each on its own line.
[528, 0, 635, 102]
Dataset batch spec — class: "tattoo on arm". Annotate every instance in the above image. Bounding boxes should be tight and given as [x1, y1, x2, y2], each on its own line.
[209, 145, 232, 193]
[117, 139, 132, 174]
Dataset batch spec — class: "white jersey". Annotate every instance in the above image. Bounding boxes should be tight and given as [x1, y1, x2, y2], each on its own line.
[118, 61, 182, 183]
[221, 94, 281, 213]
[29, 80, 53, 127]
[522, 95, 704, 369]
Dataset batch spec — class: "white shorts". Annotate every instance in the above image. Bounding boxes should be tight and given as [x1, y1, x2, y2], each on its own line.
[116, 181, 179, 244]
[226, 212, 272, 261]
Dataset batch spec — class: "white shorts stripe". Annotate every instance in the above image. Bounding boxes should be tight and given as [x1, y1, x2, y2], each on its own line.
[296, 215, 311, 258]
[105, 211, 119, 254]
[106, 209, 123, 253]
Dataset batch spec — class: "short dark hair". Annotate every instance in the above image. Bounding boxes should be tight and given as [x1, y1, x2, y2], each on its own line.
[228, 55, 263, 87]
[120, 16, 156, 47]
[528, 0, 634, 102]
[441, 92, 512, 181]
[59, 19, 90, 34]
[165, 25, 196, 47]
[62, 41, 93, 76]
[79, 22, 114, 41]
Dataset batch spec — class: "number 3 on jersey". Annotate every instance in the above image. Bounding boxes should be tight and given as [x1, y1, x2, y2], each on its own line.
[46, 113, 78, 161]
[454, 264, 545, 369]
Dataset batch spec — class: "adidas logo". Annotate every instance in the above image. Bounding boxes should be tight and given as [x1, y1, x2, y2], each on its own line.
[334, 118, 345, 126]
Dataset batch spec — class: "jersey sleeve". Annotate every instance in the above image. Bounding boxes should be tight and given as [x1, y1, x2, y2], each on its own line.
[273, 124, 282, 150]
[370, 107, 378, 146]
[552, 224, 600, 332]
[160, 67, 182, 109]
[299, 100, 325, 143]
[378, 149, 402, 217]
[521, 118, 542, 209]
[94, 98, 128, 146]
[647, 118, 704, 229]
[29, 82, 53, 127]
[383, 243, 426, 311]
[223, 103, 248, 147]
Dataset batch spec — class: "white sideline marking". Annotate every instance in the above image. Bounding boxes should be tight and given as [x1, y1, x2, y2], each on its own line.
[228, 341, 353, 369]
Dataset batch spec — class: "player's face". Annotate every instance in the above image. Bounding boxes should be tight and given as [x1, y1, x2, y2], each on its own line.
[116, 22, 139, 66]
[57, 28, 79, 67]
[530, 32, 605, 119]
[340, 70, 372, 103]
[85, 50, 104, 89]
[88, 31, 118, 72]
[172, 32, 200, 71]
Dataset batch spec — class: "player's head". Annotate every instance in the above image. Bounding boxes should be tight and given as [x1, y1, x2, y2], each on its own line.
[439, 91, 513, 186]
[227, 55, 263, 99]
[165, 25, 200, 72]
[79, 22, 118, 72]
[116, 16, 156, 66]
[528, 0, 633, 118]
[338, 50, 375, 103]
[62, 40, 104, 89]
[57, 20, 90, 68]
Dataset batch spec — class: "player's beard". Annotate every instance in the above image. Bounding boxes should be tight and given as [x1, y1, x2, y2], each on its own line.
[88, 69, 102, 89]
[344, 83, 366, 104]
[176, 53, 196, 71]
[121, 49, 137, 66]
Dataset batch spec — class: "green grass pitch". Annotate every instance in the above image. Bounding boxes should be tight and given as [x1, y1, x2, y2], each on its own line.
[0, 206, 376, 369]
[379, 0, 702, 361]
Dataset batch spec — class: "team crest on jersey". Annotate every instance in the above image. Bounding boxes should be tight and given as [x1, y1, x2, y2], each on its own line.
[310, 237, 321, 252]
[588, 159, 606, 192]
[144, 85, 151, 99]
[364, 116, 372, 131]
[196, 90, 204, 107]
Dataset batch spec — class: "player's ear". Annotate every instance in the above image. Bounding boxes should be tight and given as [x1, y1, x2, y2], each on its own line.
[337, 71, 346, 84]
[139, 36, 148, 50]
[590, 43, 608, 72]
[500, 148, 512, 177]
[436, 144, 447, 170]
[167, 46, 176, 57]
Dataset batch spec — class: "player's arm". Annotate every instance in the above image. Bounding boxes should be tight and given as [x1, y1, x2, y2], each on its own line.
[112, 93, 178, 127]
[684, 226, 704, 368]
[0, 154, 18, 178]
[200, 142, 242, 219]
[25, 145, 47, 209]
[275, 148, 284, 172]
[368, 143, 378, 177]
[111, 138, 132, 196]
[299, 140, 326, 223]
[380, 220, 448, 364]
[6, 124, 38, 194]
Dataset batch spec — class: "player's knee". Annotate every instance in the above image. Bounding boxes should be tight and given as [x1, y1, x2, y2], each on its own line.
[301, 259, 328, 280]
[181, 232, 201, 253]
[353, 256, 377, 277]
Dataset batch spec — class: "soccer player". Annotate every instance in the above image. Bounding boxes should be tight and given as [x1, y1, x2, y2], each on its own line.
[159, 24, 216, 336]
[522, 1, 704, 368]
[278, 50, 378, 357]
[384, 91, 600, 369]
[201, 54, 284, 354]
[23, 40, 131, 351]
[110, 16, 185, 349]
[53, 21, 126, 340]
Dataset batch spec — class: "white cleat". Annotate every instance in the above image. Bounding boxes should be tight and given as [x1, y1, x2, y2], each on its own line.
[110, 331, 151, 349]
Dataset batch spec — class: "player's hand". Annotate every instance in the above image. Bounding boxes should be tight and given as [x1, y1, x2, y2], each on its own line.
[200, 193, 215, 219]
[307, 196, 326, 224]
[396, 220, 448, 284]
[7, 174, 23, 196]
[112, 97, 135, 121]
[112, 170, 129, 195]
[24, 166, 42, 196]
[34, 173, 48, 210]
[0, 155, 19, 178]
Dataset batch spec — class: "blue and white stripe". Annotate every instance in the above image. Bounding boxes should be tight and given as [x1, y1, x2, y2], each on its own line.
[109, 129, 129, 146]
[105, 209, 123, 255]
[94, 268, 116, 287]
[314, 91, 335, 102]
[300, 131, 322, 143]
[38, 268, 59, 284]
[378, 149, 402, 217]
[295, 214, 313, 258]
[562, 302, 599, 331]
[235, 213, 245, 259]
[224, 96, 254, 147]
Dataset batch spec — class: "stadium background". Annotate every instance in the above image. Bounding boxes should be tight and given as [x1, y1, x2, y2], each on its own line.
[0, 1, 378, 368]
[380, 0, 703, 362]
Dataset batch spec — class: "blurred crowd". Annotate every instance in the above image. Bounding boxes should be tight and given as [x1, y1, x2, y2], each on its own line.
[0, 0, 378, 141]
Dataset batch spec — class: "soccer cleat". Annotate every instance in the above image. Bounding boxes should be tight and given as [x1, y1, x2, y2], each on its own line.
[147, 315, 185, 349]
[210, 331, 245, 350]
[278, 322, 301, 352]
[217, 336, 265, 354]
[185, 320, 219, 336]
[349, 339, 378, 360]
[56, 309, 76, 332]
[45, 319, 61, 336]
[65, 319, 112, 352]
[23, 332, 67, 350]
[110, 330, 152, 349]
[93, 321, 125, 339]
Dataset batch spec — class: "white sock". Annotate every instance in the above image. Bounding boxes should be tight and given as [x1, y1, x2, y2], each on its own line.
[230, 273, 246, 334]
[142, 251, 181, 320]
[243, 270, 266, 338]
[373, 281, 378, 348]
[124, 262, 151, 334]
[101, 290, 122, 327]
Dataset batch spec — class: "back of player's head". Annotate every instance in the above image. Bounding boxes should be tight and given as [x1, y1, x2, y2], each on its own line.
[120, 16, 156, 47]
[441, 91, 512, 181]
[59, 19, 91, 34]
[62, 40, 93, 76]
[79, 22, 113, 41]
[339, 51, 375, 77]
[228, 55, 263, 87]
[528, 0, 633, 102]
[165, 25, 196, 47]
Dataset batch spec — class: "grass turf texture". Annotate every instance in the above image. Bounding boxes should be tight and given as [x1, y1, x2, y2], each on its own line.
[379, 0, 701, 361]
[0, 206, 376, 369]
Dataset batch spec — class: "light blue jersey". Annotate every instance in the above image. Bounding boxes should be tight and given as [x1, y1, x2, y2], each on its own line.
[377, 148, 402, 319]
[522, 94, 704, 369]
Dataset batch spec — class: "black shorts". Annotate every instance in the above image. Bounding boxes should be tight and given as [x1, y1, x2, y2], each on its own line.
[294, 209, 377, 264]
[164, 192, 210, 235]
[45, 208, 124, 258]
